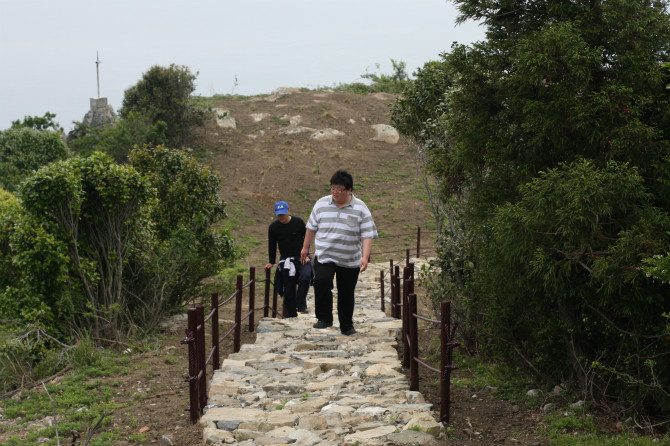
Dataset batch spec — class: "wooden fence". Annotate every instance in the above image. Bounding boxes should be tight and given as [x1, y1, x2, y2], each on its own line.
[381, 260, 460, 423]
[181, 226, 458, 423]
[181, 267, 281, 424]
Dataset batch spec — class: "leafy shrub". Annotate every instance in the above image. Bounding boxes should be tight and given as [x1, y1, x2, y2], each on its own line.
[68, 111, 168, 162]
[475, 159, 670, 414]
[333, 59, 410, 95]
[120, 64, 207, 147]
[0, 127, 69, 191]
[11, 112, 63, 132]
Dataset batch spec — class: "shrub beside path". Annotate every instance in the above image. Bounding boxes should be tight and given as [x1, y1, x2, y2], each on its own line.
[200, 259, 445, 445]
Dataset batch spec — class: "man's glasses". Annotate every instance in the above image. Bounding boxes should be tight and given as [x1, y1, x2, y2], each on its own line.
[330, 186, 347, 194]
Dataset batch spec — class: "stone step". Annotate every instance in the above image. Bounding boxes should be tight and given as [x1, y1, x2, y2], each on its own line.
[201, 259, 443, 445]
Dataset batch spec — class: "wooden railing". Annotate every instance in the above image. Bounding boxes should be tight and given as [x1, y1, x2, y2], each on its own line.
[381, 260, 460, 423]
[372, 226, 438, 261]
[181, 226, 456, 424]
[181, 267, 281, 424]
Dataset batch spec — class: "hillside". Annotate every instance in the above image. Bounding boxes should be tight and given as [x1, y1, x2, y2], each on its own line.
[193, 88, 436, 266]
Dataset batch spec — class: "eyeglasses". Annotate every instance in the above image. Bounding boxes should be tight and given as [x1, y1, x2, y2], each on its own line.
[330, 186, 348, 194]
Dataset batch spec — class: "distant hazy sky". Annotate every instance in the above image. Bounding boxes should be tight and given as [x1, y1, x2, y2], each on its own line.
[0, 0, 484, 132]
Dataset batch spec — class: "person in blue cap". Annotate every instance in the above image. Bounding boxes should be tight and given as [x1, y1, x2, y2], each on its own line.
[264, 201, 312, 317]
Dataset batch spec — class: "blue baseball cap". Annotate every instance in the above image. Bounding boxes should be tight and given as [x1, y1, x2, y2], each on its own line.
[274, 201, 289, 215]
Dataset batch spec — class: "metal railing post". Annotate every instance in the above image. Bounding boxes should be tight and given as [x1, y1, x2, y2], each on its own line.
[234, 274, 242, 353]
[416, 226, 421, 258]
[196, 304, 207, 411]
[249, 266, 255, 332]
[380, 270, 385, 313]
[211, 292, 220, 371]
[264, 268, 270, 318]
[402, 266, 411, 368]
[440, 300, 451, 423]
[393, 270, 401, 319]
[409, 293, 419, 391]
[185, 308, 199, 424]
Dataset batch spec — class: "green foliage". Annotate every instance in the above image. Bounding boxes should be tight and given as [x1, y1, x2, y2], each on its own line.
[477, 159, 670, 414]
[0, 127, 70, 191]
[119, 64, 208, 147]
[17, 152, 152, 340]
[126, 147, 236, 324]
[390, 60, 450, 145]
[0, 346, 131, 444]
[68, 111, 168, 162]
[4, 148, 235, 342]
[390, 0, 670, 417]
[10, 112, 63, 132]
[333, 59, 410, 94]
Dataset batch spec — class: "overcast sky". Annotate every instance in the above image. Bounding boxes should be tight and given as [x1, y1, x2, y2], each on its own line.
[0, 0, 485, 132]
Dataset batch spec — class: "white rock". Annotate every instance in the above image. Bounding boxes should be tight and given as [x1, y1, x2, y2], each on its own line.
[310, 128, 345, 140]
[370, 124, 399, 144]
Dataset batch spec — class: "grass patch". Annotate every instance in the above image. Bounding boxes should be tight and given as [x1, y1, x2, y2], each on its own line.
[0, 349, 131, 444]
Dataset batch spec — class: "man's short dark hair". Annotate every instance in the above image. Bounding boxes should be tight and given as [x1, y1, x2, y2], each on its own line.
[330, 169, 353, 190]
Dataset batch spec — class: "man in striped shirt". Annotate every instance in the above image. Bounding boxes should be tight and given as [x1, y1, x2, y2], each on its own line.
[300, 169, 378, 336]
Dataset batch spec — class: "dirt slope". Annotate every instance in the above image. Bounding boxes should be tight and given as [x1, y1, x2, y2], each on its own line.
[194, 88, 435, 266]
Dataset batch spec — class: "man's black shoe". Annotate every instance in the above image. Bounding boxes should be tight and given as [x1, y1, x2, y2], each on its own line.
[313, 321, 332, 329]
[297, 308, 309, 314]
[341, 328, 357, 336]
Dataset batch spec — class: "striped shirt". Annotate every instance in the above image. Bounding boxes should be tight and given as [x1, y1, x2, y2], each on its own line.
[306, 194, 378, 267]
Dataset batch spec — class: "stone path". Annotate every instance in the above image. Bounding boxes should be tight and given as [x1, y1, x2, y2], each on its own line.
[200, 260, 444, 445]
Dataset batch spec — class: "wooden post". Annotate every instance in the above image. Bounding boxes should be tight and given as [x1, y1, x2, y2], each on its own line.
[196, 304, 207, 411]
[264, 268, 270, 318]
[234, 275, 242, 353]
[211, 292, 220, 371]
[380, 270, 385, 313]
[402, 266, 411, 368]
[249, 267, 255, 332]
[409, 293, 419, 391]
[392, 271, 400, 319]
[186, 308, 199, 424]
[416, 226, 421, 258]
[440, 300, 451, 423]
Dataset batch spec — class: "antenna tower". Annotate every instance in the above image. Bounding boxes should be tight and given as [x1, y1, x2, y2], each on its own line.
[96, 51, 101, 98]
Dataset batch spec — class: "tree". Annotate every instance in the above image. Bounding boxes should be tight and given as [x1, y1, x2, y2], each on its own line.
[68, 111, 168, 162]
[11, 112, 63, 132]
[391, 0, 670, 414]
[0, 127, 70, 191]
[4, 147, 235, 342]
[478, 159, 670, 411]
[126, 146, 235, 328]
[19, 152, 152, 340]
[119, 64, 207, 147]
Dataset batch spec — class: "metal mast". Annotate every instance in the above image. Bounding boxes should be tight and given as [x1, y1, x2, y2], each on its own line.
[96, 51, 101, 98]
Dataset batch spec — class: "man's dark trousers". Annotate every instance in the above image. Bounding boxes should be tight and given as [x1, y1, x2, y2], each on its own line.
[313, 258, 360, 332]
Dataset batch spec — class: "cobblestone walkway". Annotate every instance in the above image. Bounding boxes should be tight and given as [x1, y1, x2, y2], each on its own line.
[200, 260, 444, 445]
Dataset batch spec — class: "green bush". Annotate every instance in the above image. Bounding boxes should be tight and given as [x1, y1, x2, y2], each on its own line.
[69, 111, 168, 162]
[2, 147, 236, 349]
[120, 64, 208, 147]
[0, 127, 70, 191]
[476, 159, 670, 414]
[333, 59, 410, 95]
[11, 112, 63, 132]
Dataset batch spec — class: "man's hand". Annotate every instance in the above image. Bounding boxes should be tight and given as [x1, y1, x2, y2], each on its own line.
[300, 247, 309, 264]
[264, 263, 274, 270]
[360, 257, 369, 272]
